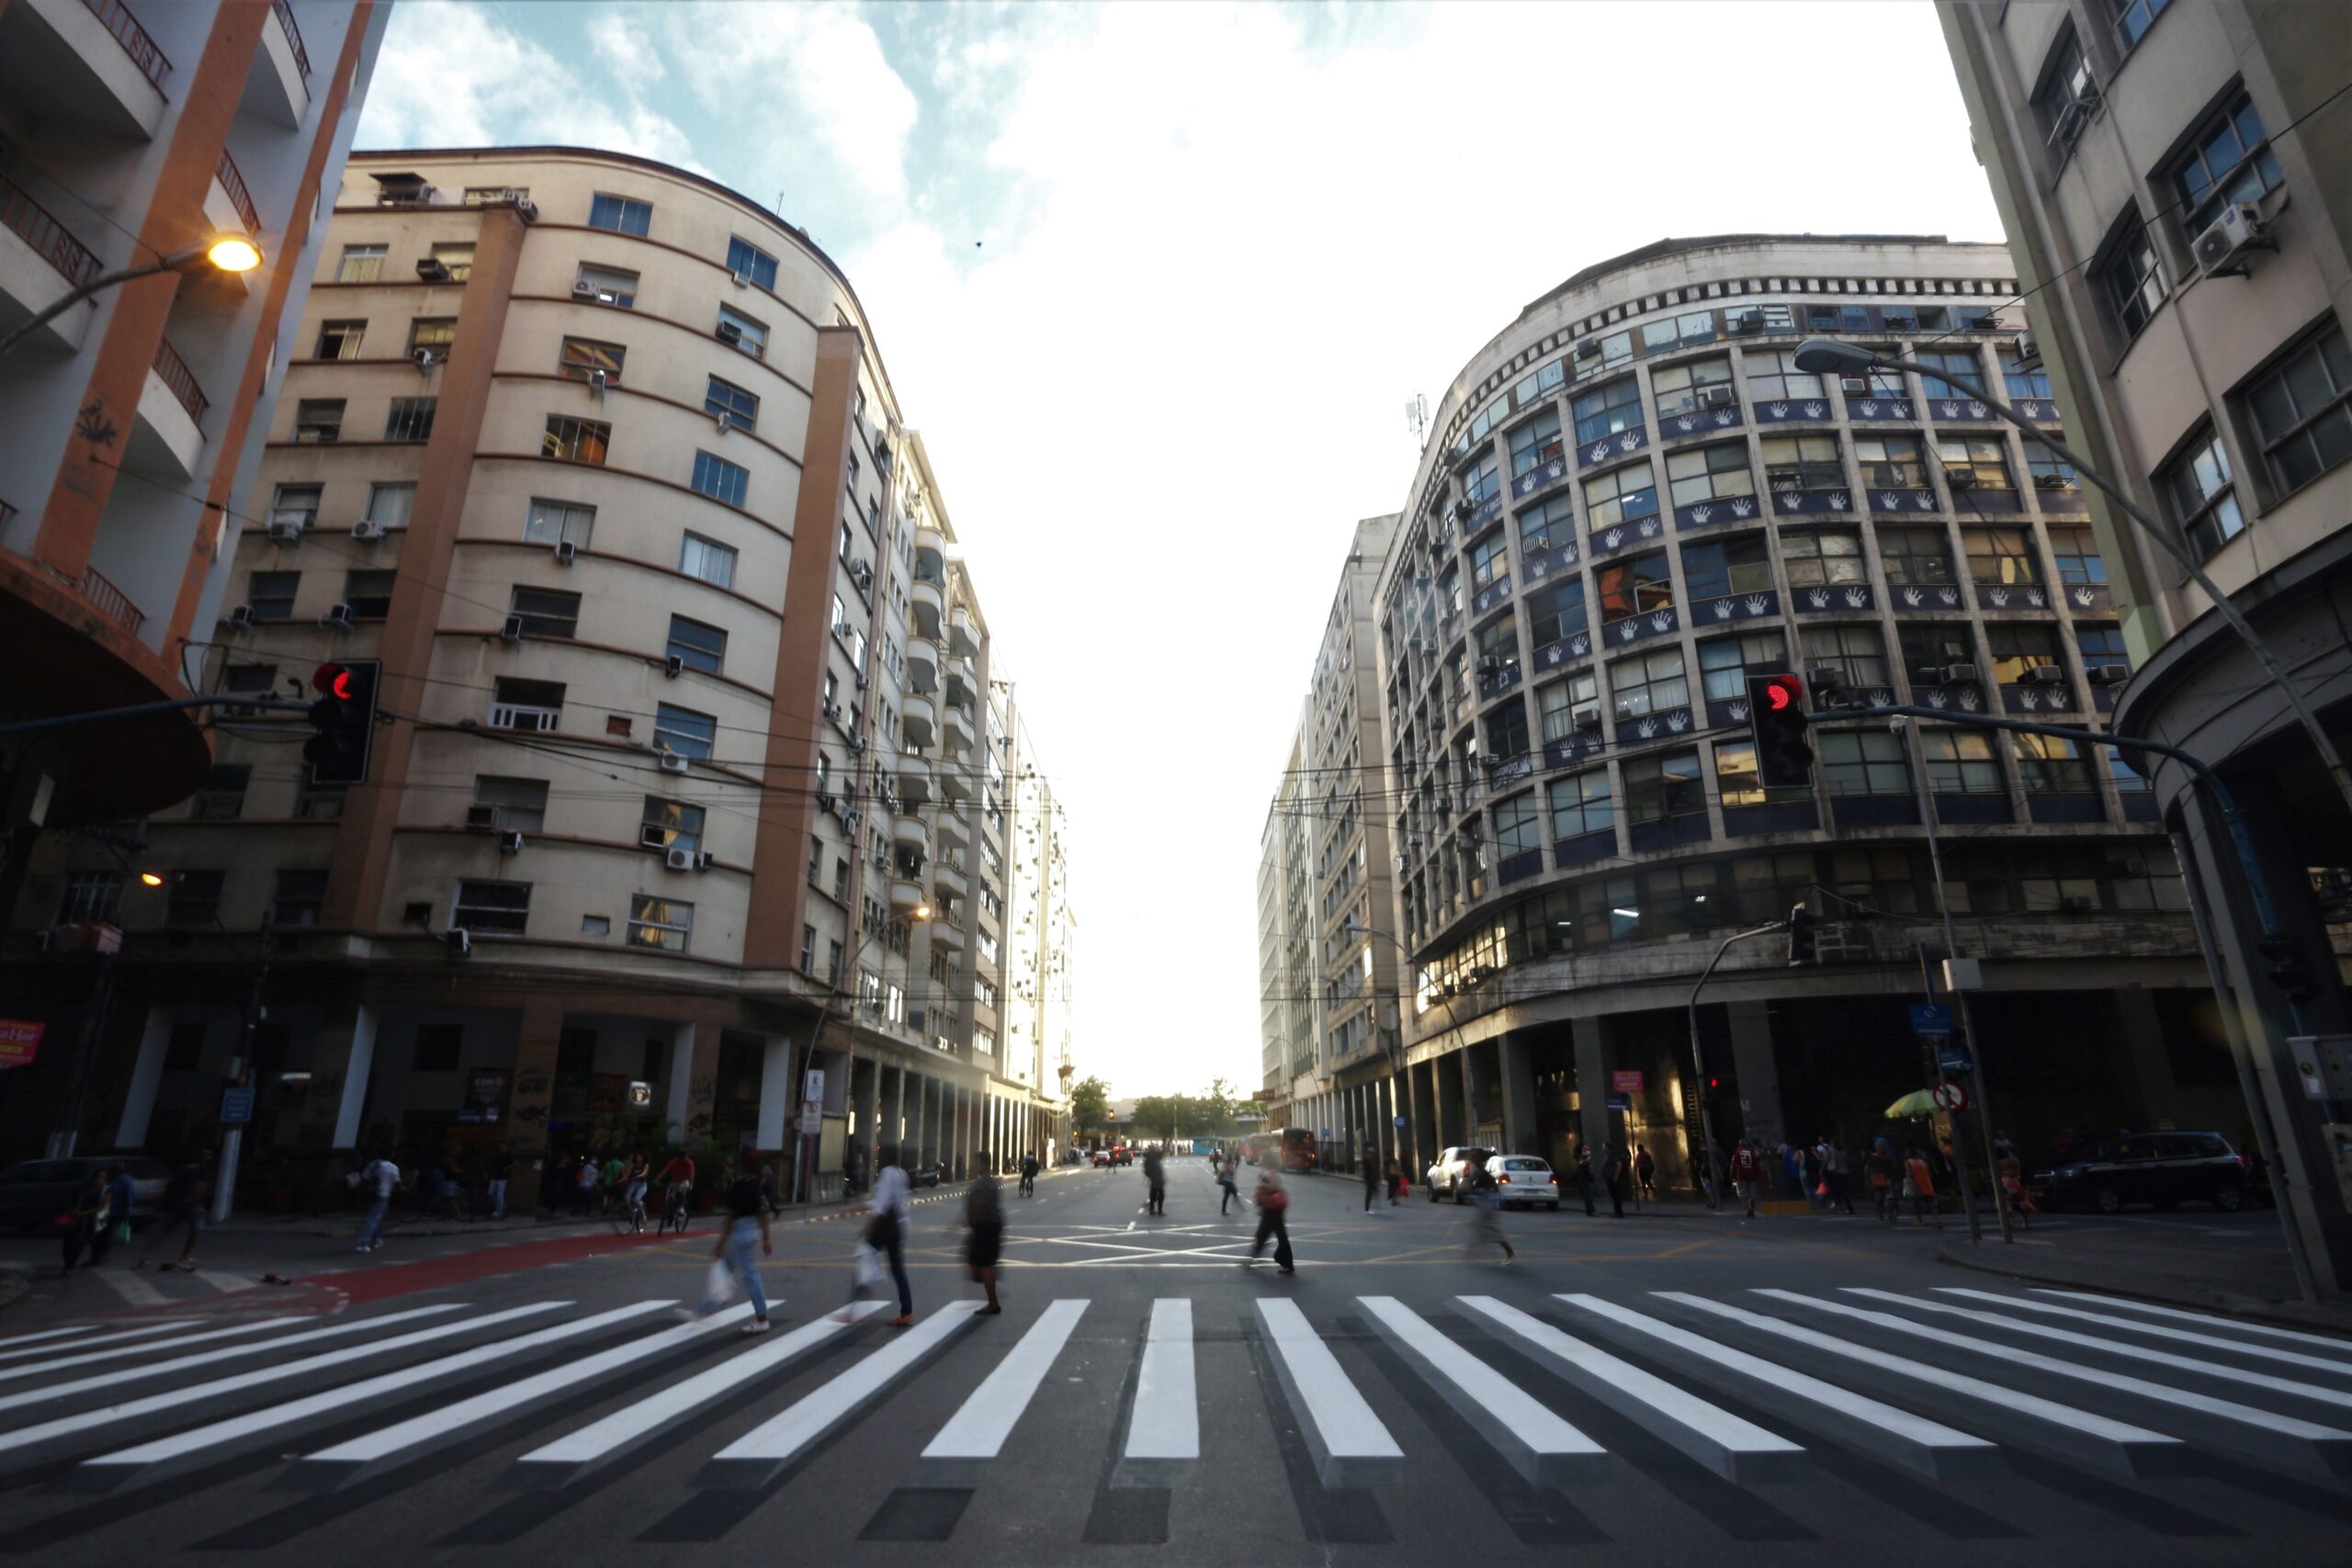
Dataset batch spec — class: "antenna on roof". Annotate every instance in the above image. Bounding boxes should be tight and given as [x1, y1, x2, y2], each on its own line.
[1405, 393, 1429, 448]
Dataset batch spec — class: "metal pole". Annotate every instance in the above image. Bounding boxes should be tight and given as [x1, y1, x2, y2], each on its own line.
[47, 948, 119, 1159]
[213, 914, 274, 1225]
[1687, 921, 1788, 1210]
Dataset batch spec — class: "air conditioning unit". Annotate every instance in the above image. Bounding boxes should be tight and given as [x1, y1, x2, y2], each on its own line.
[1732, 310, 1766, 334]
[466, 805, 498, 830]
[1574, 340, 1601, 360]
[1613, 700, 1641, 722]
[664, 653, 684, 678]
[664, 846, 695, 871]
[658, 750, 690, 774]
[824, 700, 843, 723]
[1948, 472, 1979, 490]
[265, 519, 303, 544]
[415, 259, 450, 283]
[849, 733, 865, 752]
[1453, 498, 1474, 522]
[1478, 655, 1502, 672]
[2058, 894, 2097, 913]
[1572, 708, 1602, 732]
[715, 320, 743, 344]
[553, 539, 577, 565]
[1697, 384, 1736, 409]
[511, 197, 539, 223]
[714, 412, 733, 433]
[497, 829, 524, 855]
[1936, 662, 1980, 684]
[500, 615, 526, 643]
[447, 928, 472, 958]
[2088, 662, 2131, 686]
[1839, 377, 1869, 395]
[412, 347, 439, 370]
[2019, 664, 2067, 685]
[571, 279, 600, 299]
[2015, 334, 2041, 367]
[351, 518, 385, 541]
[1807, 664, 1845, 691]
[228, 604, 254, 627]
[2193, 203, 2277, 277]
[586, 369, 608, 393]
[818, 791, 837, 813]
[320, 602, 353, 628]
[730, 268, 752, 288]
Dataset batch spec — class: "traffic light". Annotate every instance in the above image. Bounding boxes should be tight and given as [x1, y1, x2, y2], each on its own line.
[1747, 671, 1813, 787]
[2257, 934, 2317, 1003]
[304, 659, 379, 785]
[1787, 903, 1819, 964]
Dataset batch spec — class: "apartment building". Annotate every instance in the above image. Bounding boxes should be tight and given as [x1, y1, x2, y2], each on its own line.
[1256, 705, 1318, 1132]
[0, 0, 387, 850]
[0, 146, 1069, 1199]
[1939, 0, 2352, 1289]
[997, 693, 1075, 1157]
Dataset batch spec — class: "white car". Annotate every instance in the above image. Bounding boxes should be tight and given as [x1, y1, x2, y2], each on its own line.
[1486, 1155, 1561, 1210]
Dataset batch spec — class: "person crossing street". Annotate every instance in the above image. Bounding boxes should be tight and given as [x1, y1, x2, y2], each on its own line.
[1243, 1166, 1294, 1273]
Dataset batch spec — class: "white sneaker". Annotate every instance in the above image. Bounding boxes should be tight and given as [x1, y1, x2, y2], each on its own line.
[742, 1318, 772, 1335]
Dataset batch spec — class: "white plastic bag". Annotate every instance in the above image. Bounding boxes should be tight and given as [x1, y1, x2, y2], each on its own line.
[853, 1240, 885, 1288]
[700, 1258, 741, 1313]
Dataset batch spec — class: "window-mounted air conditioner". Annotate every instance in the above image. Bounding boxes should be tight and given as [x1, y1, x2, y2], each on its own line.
[447, 928, 472, 957]
[1937, 662, 1980, 684]
[227, 604, 254, 627]
[1697, 384, 1736, 409]
[500, 615, 525, 643]
[731, 268, 753, 288]
[664, 846, 695, 871]
[2033, 472, 2074, 490]
[586, 369, 608, 393]
[553, 539, 577, 565]
[265, 519, 303, 544]
[2018, 664, 2067, 685]
[1574, 340, 1601, 360]
[695, 850, 714, 871]
[2058, 894, 2096, 913]
[2088, 662, 2131, 687]
[415, 259, 450, 283]
[497, 829, 524, 855]
[1806, 664, 1845, 691]
[351, 518, 386, 541]
[664, 654, 684, 678]
[1613, 700, 1642, 722]
[412, 348, 440, 370]
[715, 320, 743, 344]
[2015, 334, 2041, 366]
[320, 602, 353, 628]
[571, 279, 600, 299]
[1948, 472, 1979, 490]
[467, 805, 498, 830]
[1839, 377, 1869, 395]
[1572, 708, 1602, 732]
[658, 750, 691, 774]
[1732, 310, 1765, 334]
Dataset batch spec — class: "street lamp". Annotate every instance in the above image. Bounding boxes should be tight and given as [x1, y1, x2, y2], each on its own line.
[795, 900, 931, 1202]
[1791, 336, 2352, 818]
[1, 234, 266, 357]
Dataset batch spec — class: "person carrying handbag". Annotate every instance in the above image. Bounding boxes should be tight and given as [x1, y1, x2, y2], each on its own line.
[841, 1142, 914, 1325]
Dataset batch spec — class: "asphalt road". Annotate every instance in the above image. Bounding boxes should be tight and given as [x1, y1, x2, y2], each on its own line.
[0, 1157, 2346, 1566]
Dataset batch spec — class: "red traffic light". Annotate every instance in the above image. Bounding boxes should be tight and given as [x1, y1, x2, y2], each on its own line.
[1763, 674, 1803, 712]
[312, 661, 355, 701]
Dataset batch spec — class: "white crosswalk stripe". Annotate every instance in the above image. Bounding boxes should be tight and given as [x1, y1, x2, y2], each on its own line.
[1953, 1288, 2352, 1376]
[2035, 1289, 2352, 1359]
[1359, 1294, 1607, 1486]
[0, 1322, 130, 1352]
[0, 1316, 211, 1370]
[922, 1298, 1088, 1475]
[1255, 1297, 1401, 1487]
[1120, 1297, 1198, 1479]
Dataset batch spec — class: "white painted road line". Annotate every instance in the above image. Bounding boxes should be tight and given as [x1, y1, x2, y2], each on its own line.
[1461, 1296, 1804, 1483]
[1560, 1294, 1998, 1481]
[700, 1302, 985, 1488]
[1781, 1291, 2352, 1478]
[1254, 1299, 1403, 1488]
[1358, 1294, 1607, 1488]
[74, 1303, 652, 1491]
[2035, 1290, 2352, 1360]
[1657, 1292, 2178, 1477]
[0, 1316, 233, 1372]
[511, 1302, 887, 1489]
[1937, 1288, 2352, 1382]
[1121, 1298, 1199, 1479]
[26, 1303, 566, 1481]
[0, 1323, 126, 1352]
[93, 1269, 167, 1310]
[922, 1300, 1089, 1473]
[288, 1305, 756, 1490]
[0, 1304, 461, 1416]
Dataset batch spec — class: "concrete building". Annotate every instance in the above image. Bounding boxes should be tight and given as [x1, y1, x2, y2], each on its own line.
[1, 146, 1070, 1201]
[1939, 0, 2352, 1290]
[1256, 704, 1318, 1135]
[1, 0, 389, 851]
[998, 694, 1075, 1155]
[1365, 233, 2226, 1193]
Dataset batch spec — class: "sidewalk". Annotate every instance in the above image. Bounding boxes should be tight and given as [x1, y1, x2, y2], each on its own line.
[1930, 1232, 2352, 1335]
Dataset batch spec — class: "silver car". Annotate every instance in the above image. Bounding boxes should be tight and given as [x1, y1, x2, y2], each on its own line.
[1486, 1155, 1561, 1211]
[1424, 1145, 1495, 1203]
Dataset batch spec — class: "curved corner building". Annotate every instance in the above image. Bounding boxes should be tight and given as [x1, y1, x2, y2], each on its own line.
[1358, 233, 2230, 1191]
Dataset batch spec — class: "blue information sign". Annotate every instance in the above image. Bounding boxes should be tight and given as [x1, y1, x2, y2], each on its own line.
[1605, 1093, 1632, 1111]
[1937, 1044, 1974, 1076]
[1909, 1003, 1954, 1038]
[219, 1085, 255, 1126]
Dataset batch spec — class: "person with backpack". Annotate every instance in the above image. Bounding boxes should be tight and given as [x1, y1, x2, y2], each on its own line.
[1142, 1146, 1166, 1215]
[1019, 1150, 1039, 1198]
[1633, 1143, 1657, 1204]
[1729, 1139, 1763, 1221]
[1905, 1145, 1943, 1229]
[1216, 1154, 1242, 1215]
[353, 1151, 400, 1252]
[139, 1149, 210, 1272]
[1243, 1167, 1294, 1273]
[962, 1165, 1004, 1314]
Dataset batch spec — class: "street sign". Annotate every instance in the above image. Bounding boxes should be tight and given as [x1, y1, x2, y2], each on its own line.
[803, 1068, 824, 1102]
[0, 1019, 43, 1068]
[1605, 1093, 1632, 1111]
[1931, 1081, 1968, 1113]
[798, 1104, 821, 1134]
[1393, 1114, 1406, 1128]
[1909, 1003, 1954, 1038]
[1936, 1044, 1974, 1076]
[1611, 1069, 1645, 1093]
[1321, 1127, 1331, 1138]
[219, 1085, 256, 1125]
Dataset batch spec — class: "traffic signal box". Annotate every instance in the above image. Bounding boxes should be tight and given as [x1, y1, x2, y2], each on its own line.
[1746, 671, 1812, 788]
[304, 660, 380, 785]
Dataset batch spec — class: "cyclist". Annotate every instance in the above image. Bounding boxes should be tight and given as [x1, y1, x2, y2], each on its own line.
[621, 1150, 652, 1232]
[659, 1149, 696, 1231]
[1019, 1150, 1038, 1198]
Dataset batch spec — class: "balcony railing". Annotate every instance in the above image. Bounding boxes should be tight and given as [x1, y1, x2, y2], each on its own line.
[151, 337, 207, 425]
[81, 566, 144, 637]
[272, 0, 312, 80]
[80, 0, 170, 90]
[0, 175, 102, 288]
[214, 149, 259, 233]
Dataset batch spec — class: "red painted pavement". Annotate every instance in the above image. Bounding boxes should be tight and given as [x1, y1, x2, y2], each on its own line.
[168, 1229, 684, 1317]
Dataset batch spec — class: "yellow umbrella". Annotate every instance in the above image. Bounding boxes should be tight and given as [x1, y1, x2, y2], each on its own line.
[1884, 1089, 1939, 1118]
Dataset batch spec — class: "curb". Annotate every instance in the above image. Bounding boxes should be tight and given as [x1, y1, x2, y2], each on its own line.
[1930, 1245, 2352, 1336]
[0, 1272, 25, 1315]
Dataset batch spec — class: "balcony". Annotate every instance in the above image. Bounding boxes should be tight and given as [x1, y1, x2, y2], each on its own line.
[890, 877, 927, 914]
[913, 525, 945, 574]
[905, 635, 939, 694]
[929, 912, 967, 950]
[933, 803, 969, 844]
[209, 149, 259, 238]
[0, 0, 169, 139]
[902, 691, 936, 749]
[897, 750, 933, 806]
[79, 564, 143, 637]
[910, 573, 944, 638]
[944, 699, 976, 751]
[933, 856, 969, 898]
[893, 812, 930, 855]
[133, 336, 207, 476]
[0, 173, 102, 353]
[949, 605, 978, 656]
[242, 0, 311, 129]
[940, 756, 974, 803]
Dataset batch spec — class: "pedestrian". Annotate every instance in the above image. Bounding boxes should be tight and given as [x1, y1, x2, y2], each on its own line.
[573, 1152, 601, 1218]
[1142, 1146, 1166, 1215]
[351, 1149, 401, 1251]
[138, 1148, 210, 1272]
[1243, 1166, 1294, 1273]
[1604, 1141, 1629, 1218]
[1386, 1156, 1406, 1205]
[841, 1142, 914, 1325]
[601, 1149, 627, 1214]
[1996, 1139, 2035, 1229]
[1216, 1155, 1242, 1215]
[488, 1145, 513, 1220]
[91, 1161, 135, 1266]
[1634, 1143, 1656, 1204]
[1573, 1144, 1600, 1216]
[1466, 1161, 1515, 1262]
[1729, 1139, 1763, 1221]
[963, 1166, 1004, 1314]
[1780, 1141, 1804, 1202]
[1905, 1145, 1943, 1228]
[1800, 1141, 1825, 1209]
[1819, 1136, 1854, 1214]
[59, 1168, 110, 1278]
[1865, 1140, 1896, 1223]
[698, 1153, 774, 1333]
[1020, 1149, 1039, 1198]
[1361, 1151, 1382, 1213]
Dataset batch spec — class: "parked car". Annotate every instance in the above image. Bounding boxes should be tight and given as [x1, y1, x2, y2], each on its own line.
[1091, 1149, 1113, 1168]
[1486, 1155, 1561, 1210]
[0, 1156, 172, 1233]
[1109, 1145, 1133, 1168]
[910, 1163, 944, 1189]
[1424, 1145, 1496, 1203]
[2033, 1132, 2249, 1214]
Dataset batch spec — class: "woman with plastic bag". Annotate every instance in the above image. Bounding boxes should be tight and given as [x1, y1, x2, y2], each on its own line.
[687, 1152, 775, 1333]
[841, 1142, 915, 1325]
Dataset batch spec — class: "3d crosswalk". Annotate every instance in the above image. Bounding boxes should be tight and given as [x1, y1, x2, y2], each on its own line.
[0, 1280, 2345, 1535]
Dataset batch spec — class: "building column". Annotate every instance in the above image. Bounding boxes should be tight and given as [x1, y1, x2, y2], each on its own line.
[1498, 1034, 1538, 1157]
[886, 1066, 905, 1156]
[755, 1032, 793, 1151]
[662, 1021, 698, 1145]
[304, 1002, 379, 1154]
[1573, 1014, 1611, 1173]
[507, 997, 564, 1211]
[853, 1055, 878, 1190]
[1725, 999, 1785, 1153]
[2109, 987, 2180, 1130]
[1407, 1061, 1435, 1176]
[113, 1009, 174, 1150]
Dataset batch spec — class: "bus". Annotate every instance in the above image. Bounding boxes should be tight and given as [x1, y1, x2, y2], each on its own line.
[1278, 1127, 1318, 1173]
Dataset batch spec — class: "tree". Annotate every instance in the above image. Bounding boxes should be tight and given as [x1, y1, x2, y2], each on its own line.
[1200, 1077, 1240, 1136]
[1069, 1076, 1111, 1137]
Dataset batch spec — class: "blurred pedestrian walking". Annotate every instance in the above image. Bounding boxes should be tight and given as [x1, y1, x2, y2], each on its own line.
[964, 1166, 1004, 1314]
[1466, 1163, 1515, 1263]
[841, 1142, 914, 1325]
[1244, 1167, 1294, 1273]
[1361, 1152, 1382, 1213]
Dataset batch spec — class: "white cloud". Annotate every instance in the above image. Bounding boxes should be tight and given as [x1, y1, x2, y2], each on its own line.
[588, 10, 664, 85]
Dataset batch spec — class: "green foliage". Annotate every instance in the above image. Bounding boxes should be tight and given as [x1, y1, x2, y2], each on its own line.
[1069, 1076, 1112, 1135]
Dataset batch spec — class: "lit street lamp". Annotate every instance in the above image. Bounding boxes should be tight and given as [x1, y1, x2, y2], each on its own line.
[0, 233, 265, 357]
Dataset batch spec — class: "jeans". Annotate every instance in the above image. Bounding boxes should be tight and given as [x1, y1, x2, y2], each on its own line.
[355, 1195, 390, 1248]
[724, 1217, 770, 1319]
[1219, 1181, 1238, 1213]
[1250, 1208, 1293, 1269]
[880, 1232, 911, 1314]
[488, 1179, 507, 1218]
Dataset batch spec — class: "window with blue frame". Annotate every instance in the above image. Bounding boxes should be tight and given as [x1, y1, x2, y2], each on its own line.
[1513, 358, 1567, 411]
[588, 193, 651, 236]
[2172, 92, 2282, 235]
[724, 236, 779, 290]
[1464, 457, 1500, 505]
[1509, 409, 1565, 476]
[1572, 378, 1643, 444]
[1525, 579, 1586, 649]
[1517, 494, 1576, 553]
[1581, 462, 1658, 531]
[2000, 349, 2052, 399]
[2109, 0, 2167, 51]
[1914, 349, 1985, 400]
[690, 450, 750, 507]
[704, 376, 759, 430]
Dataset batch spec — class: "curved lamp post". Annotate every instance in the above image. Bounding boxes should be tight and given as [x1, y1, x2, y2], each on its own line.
[1, 234, 262, 357]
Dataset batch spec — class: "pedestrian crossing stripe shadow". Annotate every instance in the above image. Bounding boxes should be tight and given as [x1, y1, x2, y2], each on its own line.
[1242, 1314, 1392, 1545]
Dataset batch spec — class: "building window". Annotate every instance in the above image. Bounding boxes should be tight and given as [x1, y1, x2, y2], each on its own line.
[716, 304, 768, 357]
[2035, 26, 2099, 160]
[1680, 534, 1772, 599]
[724, 236, 778, 289]
[705, 376, 759, 430]
[654, 703, 717, 760]
[384, 397, 436, 442]
[509, 585, 580, 638]
[1762, 434, 1845, 492]
[1697, 630, 1786, 702]
[588, 193, 652, 235]
[575, 263, 638, 307]
[2108, 752, 2154, 795]
[542, 414, 610, 464]
[410, 1023, 462, 1073]
[679, 531, 737, 588]
[2016, 733, 2095, 794]
[1570, 378, 1643, 445]
[1817, 729, 1910, 795]
[1464, 456, 1500, 506]
[335, 244, 386, 283]
[315, 319, 366, 359]
[2109, 0, 2168, 50]
[2163, 426, 2247, 558]
[640, 796, 705, 856]
[473, 775, 548, 831]
[1922, 729, 2002, 794]
[2076, 624, 2132, 677]
[2245, 325, 2352, 496]
[666, 615, 727, 673]
[1713, 739, 1768, 808]
[463, 186, 529, 206]
[293, 399, 343, 443]
[1744, 348, 1823, 402]
[1987, 622, 2064, 685]
[1493, 792, 1540, 857]
[800, 924, 818, 972]
[1855, 434, 1929, 489]
[1642, 310, 1719, 355]
[489, 677, 564, 731]
[1914, 350, 1985, 401]
[1581, 463, 1658, 531]
[247, 570, 300, 620]
[1572, 331, 1634, 381]
[1964, 525, 2040, 584]
[452, 879, 530, 934]
[1940, 437, 2015, 492]
[57, 869, 123, 926]
[165, 870, 224, 928]
[191, 764, 251, 820]
[1508, 409, 1564, 477]
[1664, 442, 1755, 510]
[364, 482, 414, 531]
[2000, 350, 2052, 400]
[2048, 525, 2105, 584]
[524, 497, 594, 548]
[690, 451, 750, 507]
[1517, 494, 1576, 553]
[342, 570, 395, 620]
[1536, 671, 1600, 741]
[1511, 358, 1569, 412]
[1650, 355, 1735, 420]
[1876, 526, 1954, 591]
[406, 318, 456, 357]
[1468, 531, 1509, 590]
[559, 337, 625, 381]
[1594, 547, 1673, 621]
[1610, 648, 1689, 717]
[1548, 767, 1612, 838]
[1524, 580, 1586, 649]
[1802, 623, 1890, 690]
[2173, 93, 2284, 236]
[272, 869, 328, 927]
[268, 482, 321, 531]
[628, 895, 693, 952]
[1781, 528, 1866, 588]
[427, 242, 473, 282]
[2095, 222, 2165, 339]
[1623, 750, 1705, 824]
[2026, 446, 2081, 492]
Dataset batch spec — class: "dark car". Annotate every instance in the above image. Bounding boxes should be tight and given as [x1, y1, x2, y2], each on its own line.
[910, 1163, 944, 1189]
[2034, 1132, 2249, 1214]
[0, 1156, 173, 1232]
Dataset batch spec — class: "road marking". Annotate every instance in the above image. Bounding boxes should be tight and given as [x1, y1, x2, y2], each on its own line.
[5, 1303, 564, 1474]
[922, 1299, 1089, 1472]
[1783, 1290, 2352, 1477]
[0, 1317, 203, 1369]
[1937, 1287, 2352, 1379]
[2036, 1290, 2352, 1358]
[1457, 1296, 1804, 1483]
[0, 1304, 460, 1416]
[0, 1323, 123, 1352]
[0, 1313, 309, 1385]
[1357, 1294, 1606, 1487]
[289, 1305, 756, 1489]
[701, 1302, 984, 1488]
[1121, 1298, 1198, 1479]
[1657, 1292, 2177, 1476]
[1559, 1293, 1997, 1481]
[92, 1269, 167, 1309]
[193, 1272, 256, 1295]
[512, 1302, 886, 1487]
[74, 1303, 648, 1490]
[1254, 1299, 1402, 1487]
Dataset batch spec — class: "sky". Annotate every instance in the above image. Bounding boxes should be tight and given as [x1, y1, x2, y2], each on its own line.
[356, 1, 2007, 1100]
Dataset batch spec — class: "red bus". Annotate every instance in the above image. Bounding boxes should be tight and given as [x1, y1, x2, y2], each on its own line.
[1279, 1127, 1318, 1173]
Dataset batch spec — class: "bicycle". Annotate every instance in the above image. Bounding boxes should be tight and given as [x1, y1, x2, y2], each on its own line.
[610, 1184, 650, 1235]
[658, 1182, 693, 1235]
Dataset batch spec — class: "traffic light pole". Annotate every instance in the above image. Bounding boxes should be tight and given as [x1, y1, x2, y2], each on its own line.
[1687, 921, 1790, 1209]
[0, 695, 309, 738]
